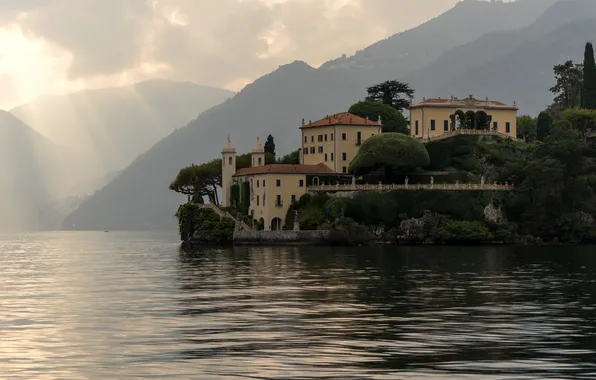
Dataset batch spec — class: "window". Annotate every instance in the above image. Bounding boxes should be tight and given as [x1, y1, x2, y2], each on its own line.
[228, 157, 232, 165]
[303, 147, 308, 155]
[506, 122, 511, 133]
[431, 120, 436, 131]
[258, 157, 262, 165]
[310, 147, 315, 154]
[304, 136, 307, 144]
[276, 179, 281, 187]
[276, 195, 282, 207]
[311, 136, 314, 143]
[299, 179, 304, 187]
[415, 120, 419, 135]
[325, 153, 328, 161]
[291, 195, 296, 203]
[342, 152, 347, 161]
[257, 195, 260, 206]
[257, 180, 259, 188]
[324, 134, 328, 142]
[357, 131, 362, 145]
[263, 180, 266, 187]
[493, 121, 498, 130]
[331, 133, 334, 141]
[331, 153, 334, 161]
[342, 133, 347, 140]
[318, 146, 323, 154]
[444, 120, 449, 132]
[342, 166, 347, 173]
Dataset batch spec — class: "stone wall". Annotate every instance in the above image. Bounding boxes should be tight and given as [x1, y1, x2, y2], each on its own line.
[234, 229, 331, 245]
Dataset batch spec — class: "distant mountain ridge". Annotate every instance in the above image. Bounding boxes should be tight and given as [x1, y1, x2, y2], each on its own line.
[64, 0, 594, 231]
[11, 79, 234, 174]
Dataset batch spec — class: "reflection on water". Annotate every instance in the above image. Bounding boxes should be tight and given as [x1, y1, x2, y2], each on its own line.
[1, 232, 596, 379]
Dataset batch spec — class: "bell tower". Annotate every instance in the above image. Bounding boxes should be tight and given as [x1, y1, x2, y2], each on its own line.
[251, 137, 265, 167]
[221, 136, 236, 208]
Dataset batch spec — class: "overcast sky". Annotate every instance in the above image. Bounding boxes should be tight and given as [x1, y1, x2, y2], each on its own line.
[0, 0, 470, 109]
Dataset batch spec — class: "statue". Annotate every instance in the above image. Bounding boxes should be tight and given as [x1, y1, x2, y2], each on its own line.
[430, 176, 434, 185]
[481, 176, 485, 185]
[405, 176, 409, 185]
[293, 210, 300, 231]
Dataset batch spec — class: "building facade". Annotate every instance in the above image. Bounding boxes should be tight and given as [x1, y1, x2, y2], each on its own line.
[221, 135, 351, 231]
[300, 113, 382, 173]
[410, 96, 518, 140]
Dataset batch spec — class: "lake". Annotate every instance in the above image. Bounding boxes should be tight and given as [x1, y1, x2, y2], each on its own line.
[1, 231, 595, 379]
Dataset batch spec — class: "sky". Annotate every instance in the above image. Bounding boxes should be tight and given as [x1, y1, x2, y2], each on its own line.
[0, 0, 471, 109]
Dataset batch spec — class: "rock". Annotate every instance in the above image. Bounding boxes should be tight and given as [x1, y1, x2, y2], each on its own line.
[484, 203, 504, 224]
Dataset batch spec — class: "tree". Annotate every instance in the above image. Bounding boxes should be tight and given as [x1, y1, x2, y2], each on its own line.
[562, 108, 596, 141]
[169, 159, 222, 205]
[583, 42, 596, 110]
[349, 133, 430, 181]
[264, 134, 276, 156]
[550, 60, 584, 110]
[517, 115, 537, 143]
[348, 101, 409, 134]
[365, 80, 415, 112]
[536, 111, 554, 141]
[277, 149, 301, 164]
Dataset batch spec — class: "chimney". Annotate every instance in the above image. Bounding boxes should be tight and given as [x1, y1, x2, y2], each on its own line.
[301, 118, 305, 126]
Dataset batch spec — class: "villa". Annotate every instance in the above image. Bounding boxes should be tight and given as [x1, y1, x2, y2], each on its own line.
[410, 96, 518, 140]
[221, 113, 380, 230]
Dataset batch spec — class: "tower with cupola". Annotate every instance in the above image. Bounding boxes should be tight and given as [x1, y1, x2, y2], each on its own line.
[221, 136, 236, 207]
[251, 137, 265, 167]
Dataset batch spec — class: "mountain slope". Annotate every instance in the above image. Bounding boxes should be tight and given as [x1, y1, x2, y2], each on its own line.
[11, 79, 234, 173]
[409, 0, 596, 107]
[0, 111, 71, 230]
[64, 0, 587, 231]
[320, 0, 557, 82]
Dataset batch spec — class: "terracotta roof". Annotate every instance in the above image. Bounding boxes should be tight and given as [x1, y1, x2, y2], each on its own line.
[411, 96, 517, 110]
[233, 163, 337, 177]
[301, 112, 381, 128]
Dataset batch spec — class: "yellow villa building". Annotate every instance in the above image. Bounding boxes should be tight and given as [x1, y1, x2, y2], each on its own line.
[221, 113, 379, 230]
[410, 96, 518, 140]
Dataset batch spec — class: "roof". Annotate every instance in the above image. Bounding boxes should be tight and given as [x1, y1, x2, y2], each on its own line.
[222, 135, 236, 153]
[301, 112, 381, 129]
[252, 137, 264, 153]
[410, 96, 518, 111]
[233, 163, 338, 177]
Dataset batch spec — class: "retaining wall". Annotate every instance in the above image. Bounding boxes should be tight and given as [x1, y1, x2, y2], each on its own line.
[234, 229, 331, 245]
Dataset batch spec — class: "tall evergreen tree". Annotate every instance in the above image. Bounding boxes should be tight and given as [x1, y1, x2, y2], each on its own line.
[583, 42, 596, 109]
[264, 135, 276, 156]
[536, 111, 554, 141]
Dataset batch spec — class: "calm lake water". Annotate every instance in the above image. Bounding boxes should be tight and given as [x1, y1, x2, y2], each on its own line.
[1, 232, 596, 379]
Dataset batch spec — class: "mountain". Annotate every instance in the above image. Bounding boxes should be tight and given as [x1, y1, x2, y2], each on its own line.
[64, 0, 591, 231]
[0, 111, 73, 230]
[11, 79, 234, 173]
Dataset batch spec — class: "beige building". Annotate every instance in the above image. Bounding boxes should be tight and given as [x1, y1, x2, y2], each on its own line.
[410, 96, 518, 140]
[222, 136, 350, 231]
[300, 113, 382, 174]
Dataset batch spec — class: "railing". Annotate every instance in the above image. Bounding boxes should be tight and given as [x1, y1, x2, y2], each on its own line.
[417, 129, 521, 143]
[198, 203, 252, 230]
[308, 182, 514, 192]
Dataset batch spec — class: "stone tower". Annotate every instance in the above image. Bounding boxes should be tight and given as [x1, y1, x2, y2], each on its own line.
[251, 137, 265, 167]
[221, 136, 236, 208]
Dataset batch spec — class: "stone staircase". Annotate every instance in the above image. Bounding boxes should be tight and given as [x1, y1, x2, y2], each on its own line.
[418, 129, 521, 143]
[198, 203, 252, 230]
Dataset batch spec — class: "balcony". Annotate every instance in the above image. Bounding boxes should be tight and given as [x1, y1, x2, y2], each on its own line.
[355, 139, 362, 146]
[275, 201, 284, 208]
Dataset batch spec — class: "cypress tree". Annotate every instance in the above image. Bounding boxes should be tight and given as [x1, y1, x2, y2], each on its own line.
[536, 111, 554, 141]
[264, 134, 276, 156]
[582, 42, 596, 109]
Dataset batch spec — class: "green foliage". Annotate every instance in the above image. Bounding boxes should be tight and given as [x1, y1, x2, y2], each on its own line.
[583, 42, 596, 110]
[264, 134, 276, 156]
[550, 60, 583, 110]
[536, 111, 554, 141]
[348, 101, 408, 134]
[169, 160, 221, 204]
[230, 184, 240, 208]
[563, 108, 596, 140]
[365, 80, 415, 112]
[324, 217, 374, 246]
[349, 133, 430, 179]
[277, 149, 301, 164]
[238, 182, 250, 214]
[324, 197, 350, 220]
[517, 115, 537, 143]
[437, 219, 493, 243]
[299, 207, 325, 230]
[175, 204, 234, 244]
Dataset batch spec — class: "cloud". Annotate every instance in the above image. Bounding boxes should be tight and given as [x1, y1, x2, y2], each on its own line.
[0, 0, 461, 107]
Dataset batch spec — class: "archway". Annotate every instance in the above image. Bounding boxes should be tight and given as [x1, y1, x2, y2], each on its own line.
[258, 218, 265, 231]
[312, 176, 320, 186]
[451, 110, 466, 130]
[475, 111, 491, 130]
[271, 217, 283, 231]
[465, 111, 476, 130]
